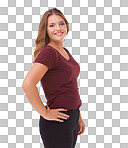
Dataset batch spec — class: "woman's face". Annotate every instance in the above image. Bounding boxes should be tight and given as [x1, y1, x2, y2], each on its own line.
[47, 14, 67, 44]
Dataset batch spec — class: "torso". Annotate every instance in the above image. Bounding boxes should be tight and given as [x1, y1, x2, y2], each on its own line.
[35, 44, 82, 110]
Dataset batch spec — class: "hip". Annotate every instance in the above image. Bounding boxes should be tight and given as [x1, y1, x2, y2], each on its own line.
[39, 105, 80, 126]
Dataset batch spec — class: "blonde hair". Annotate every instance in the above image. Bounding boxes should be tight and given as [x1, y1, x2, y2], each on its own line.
[32, 8, 69, 64]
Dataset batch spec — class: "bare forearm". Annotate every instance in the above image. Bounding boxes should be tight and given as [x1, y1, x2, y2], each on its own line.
[22, 83, 47, 117]
[79, 111, 82, 121]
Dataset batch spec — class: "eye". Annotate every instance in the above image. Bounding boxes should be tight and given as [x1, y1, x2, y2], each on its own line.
[49, 23, 65, 27]
[49, 25, 54, 27]
[61, 23, 65, 25]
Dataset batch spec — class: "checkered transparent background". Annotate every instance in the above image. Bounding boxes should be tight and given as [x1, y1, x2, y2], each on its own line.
[0, 0, 128, 148]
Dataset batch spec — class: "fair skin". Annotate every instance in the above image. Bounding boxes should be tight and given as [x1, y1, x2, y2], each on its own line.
[46, 14, 70, 60]
[78, 113, 85, 135]
[47, 14, 66, 52]
[22, 14, 85, 135]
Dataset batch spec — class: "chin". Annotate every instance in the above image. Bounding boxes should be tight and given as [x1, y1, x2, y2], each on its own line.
[53, 38, 64, 42]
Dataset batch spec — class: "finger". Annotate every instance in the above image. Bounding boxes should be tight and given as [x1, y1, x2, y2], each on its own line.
[78, 124, 82, 129]
[78, 131, 83, 135]
[78, 125, 82, 131]
[80, 130, 85, 135]
[78, 127, 85, 135]
[78, 128, 83, 134]
[82, 125, 85, 131]
[78, 127, 82, 133]
[56, 118, 64, 122]
[58, 112, 69, 118]
[57, 114, 68, 120]
[78, 130, 81, 135]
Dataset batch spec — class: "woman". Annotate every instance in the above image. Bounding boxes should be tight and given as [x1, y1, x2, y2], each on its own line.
[22, 8, 85, 148]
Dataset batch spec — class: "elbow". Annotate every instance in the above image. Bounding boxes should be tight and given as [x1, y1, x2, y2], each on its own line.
[22, 80, 36, 90]
[22, 81, 26, 90]
[22, 80, 29, 90]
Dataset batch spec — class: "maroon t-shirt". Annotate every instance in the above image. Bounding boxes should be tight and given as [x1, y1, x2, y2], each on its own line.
[34, 45, 82, 110]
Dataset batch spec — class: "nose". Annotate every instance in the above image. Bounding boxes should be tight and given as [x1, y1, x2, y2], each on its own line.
[55, 23, 61, 30]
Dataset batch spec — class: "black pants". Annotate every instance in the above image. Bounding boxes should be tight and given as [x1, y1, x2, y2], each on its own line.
[39, 105, 80, 148]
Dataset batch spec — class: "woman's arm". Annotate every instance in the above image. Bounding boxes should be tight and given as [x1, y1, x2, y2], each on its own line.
[22, 63, 49, 117]
[78, 111, 86, 135]
[22, 83, 47, 117]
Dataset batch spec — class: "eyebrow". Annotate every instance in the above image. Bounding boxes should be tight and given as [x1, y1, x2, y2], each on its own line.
[48, 21, 64, 25]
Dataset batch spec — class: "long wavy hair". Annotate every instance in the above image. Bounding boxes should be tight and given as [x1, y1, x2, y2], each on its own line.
[32, 8, 69, 64]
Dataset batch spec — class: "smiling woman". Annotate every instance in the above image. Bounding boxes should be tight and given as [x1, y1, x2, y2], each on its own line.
[46, 14, 67, 51]
[22, 7, 85, 148]
[32, 8, 69, 63]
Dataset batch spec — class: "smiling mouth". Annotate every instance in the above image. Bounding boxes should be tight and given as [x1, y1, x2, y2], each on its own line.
[54, 32, 63, 35]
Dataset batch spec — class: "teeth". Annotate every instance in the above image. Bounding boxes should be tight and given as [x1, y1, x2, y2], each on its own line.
[55, 32, 63, 35]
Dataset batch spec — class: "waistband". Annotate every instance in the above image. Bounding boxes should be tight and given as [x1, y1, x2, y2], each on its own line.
[45, 105, 79, 113]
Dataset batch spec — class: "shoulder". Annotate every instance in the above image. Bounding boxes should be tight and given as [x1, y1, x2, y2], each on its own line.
[34, 45, 58, 69]
[42, 45, 57, 55]
[38, 45, 57, 58]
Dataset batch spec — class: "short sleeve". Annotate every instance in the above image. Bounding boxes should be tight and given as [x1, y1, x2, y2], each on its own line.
[34, 47, 58, 69]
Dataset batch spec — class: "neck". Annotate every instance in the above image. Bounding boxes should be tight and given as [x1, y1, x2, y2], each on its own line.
[48, 42, 64, 51]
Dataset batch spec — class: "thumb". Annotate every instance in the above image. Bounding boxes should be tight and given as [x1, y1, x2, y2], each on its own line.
[78, 125, 82, 132]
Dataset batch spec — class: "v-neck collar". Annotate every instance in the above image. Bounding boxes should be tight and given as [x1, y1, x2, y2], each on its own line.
[47, 45, 71, 61]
